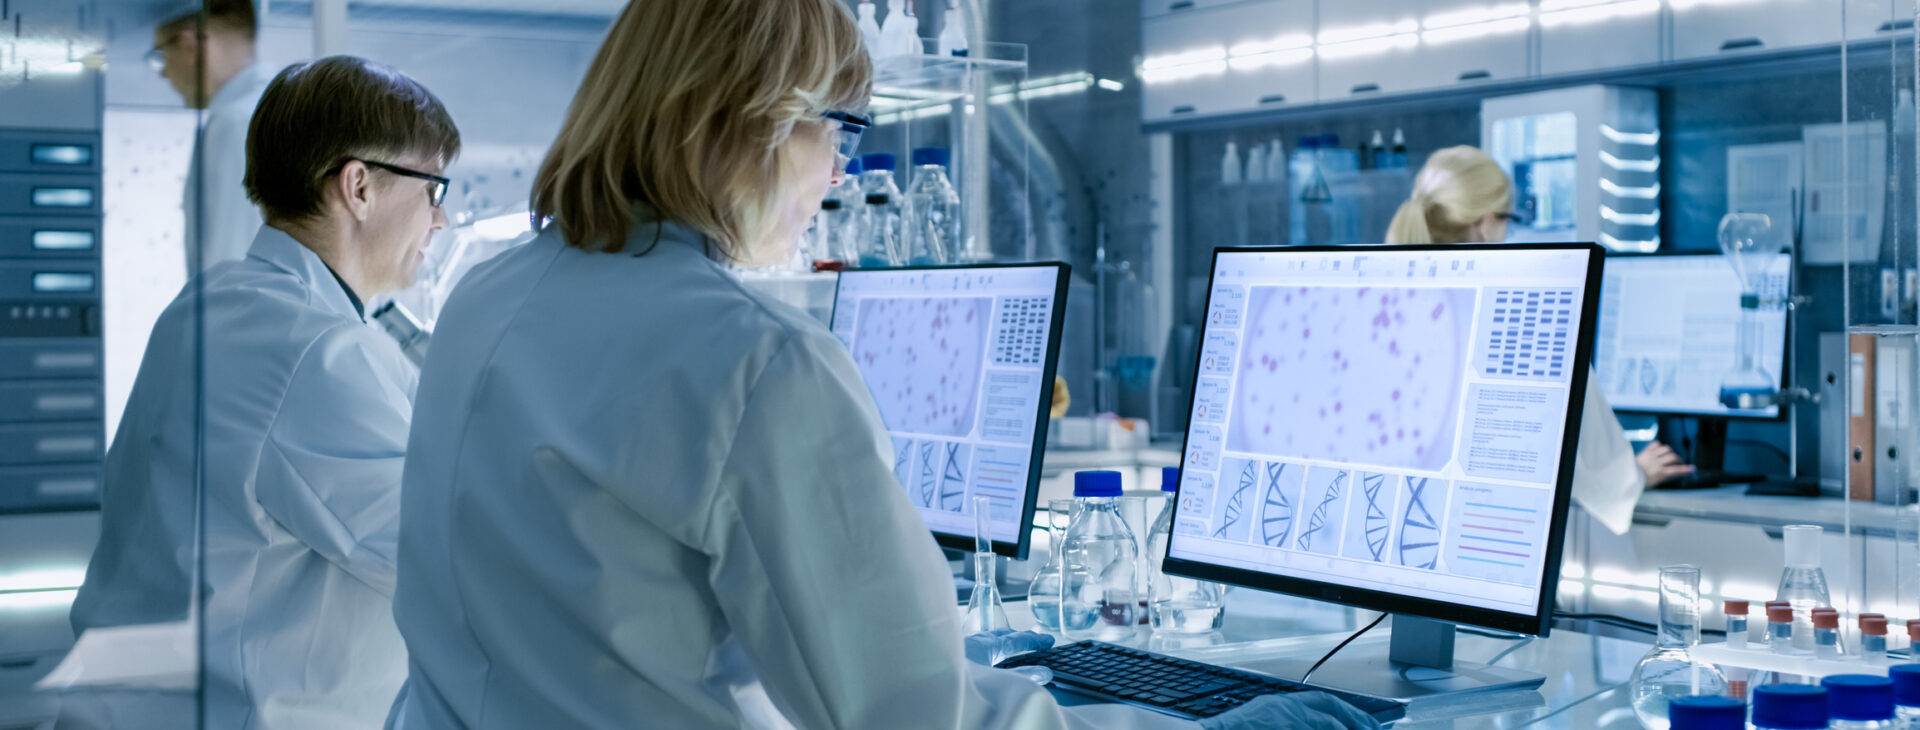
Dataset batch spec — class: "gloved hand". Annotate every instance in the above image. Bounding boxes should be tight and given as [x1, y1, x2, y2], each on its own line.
[1197, 692, 1381, 730]
[963, 629, 1055, 666]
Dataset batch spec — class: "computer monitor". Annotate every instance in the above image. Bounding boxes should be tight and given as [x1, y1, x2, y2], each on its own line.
[1594, 252, 1790, 419]
[1163, 243, 1603, 700]
[831, 263, 1069, 559]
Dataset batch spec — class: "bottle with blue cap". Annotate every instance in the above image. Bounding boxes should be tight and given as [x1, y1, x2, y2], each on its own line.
[1059, 470, 1140, 641]
[1667, 695, 1744, 730]
[819, 158, 865, 265]
[905, 147, 961, 265]
[856, 153, 906, 267]
[1146, 467, 1226, 634]
[1826, 674, 1898, 729]
[1751, 684, 1829, 730]
[1889, 664, 1920, 729]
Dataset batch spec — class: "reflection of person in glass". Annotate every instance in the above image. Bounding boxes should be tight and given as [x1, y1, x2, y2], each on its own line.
[69, 57, 459, 729]
[148, 0, 273, 274]
[1385, 146, 1691, 534]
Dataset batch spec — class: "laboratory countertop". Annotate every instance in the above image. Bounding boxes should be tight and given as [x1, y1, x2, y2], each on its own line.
[1634, 484, 1908, 537]
[1001, 591, 1650, 728]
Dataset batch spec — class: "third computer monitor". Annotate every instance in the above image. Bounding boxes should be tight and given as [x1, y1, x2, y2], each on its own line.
[1593, 252, 1790, 419]
[831, 263, 1069, 559]
[1165, 243, 1603, 636]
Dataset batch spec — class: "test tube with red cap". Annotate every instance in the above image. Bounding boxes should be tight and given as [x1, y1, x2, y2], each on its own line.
[1725, 599, 1750, 649]
[1859, 613, 1888, 660]
[1811, 608, 1840, 658]
[1769, 603, 1796, 654]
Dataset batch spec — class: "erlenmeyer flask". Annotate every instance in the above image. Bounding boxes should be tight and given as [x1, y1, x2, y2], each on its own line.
[1716, 213, 1781, 409]
[1027, 499, 1074, 633]
[962, 495, 1010, 634]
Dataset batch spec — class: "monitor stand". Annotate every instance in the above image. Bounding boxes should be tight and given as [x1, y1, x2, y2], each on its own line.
[1253, 616, 1544, 703]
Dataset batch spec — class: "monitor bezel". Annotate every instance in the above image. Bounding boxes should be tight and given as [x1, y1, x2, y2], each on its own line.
[1161, 242, 1605, 637]
[829, 261, 1071, 560]
[1597, 250, 1792, 422]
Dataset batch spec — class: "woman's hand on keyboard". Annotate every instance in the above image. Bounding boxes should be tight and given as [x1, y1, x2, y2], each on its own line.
[1198, 692, 1381, 730]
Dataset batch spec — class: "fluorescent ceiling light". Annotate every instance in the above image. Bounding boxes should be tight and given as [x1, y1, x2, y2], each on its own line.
[1316, 33, 1419, 60]
[0, 589, 78, 611]
[0, 568, 85, 592]
[1539, 0, 1660, 27]
[1228, 33, 1314, 58]
[1141, 46, 1227, 71]
[1598, 149, 1661, 172]
[1228, 48, 1314, 71]
[1599, 178, 1662, 199]
[1421, 16, 1531, 45]
[1423, 3, 1531, 29]
[1140, 59, 1228, 84]
[1601, 205, 1661, 226]
[1598, 232, 1660, 251]
[1599, 124, 1660, 145]
[1316, 19, 1419, 46]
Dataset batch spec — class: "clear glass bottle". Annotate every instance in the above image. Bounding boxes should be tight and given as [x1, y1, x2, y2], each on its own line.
[1724, 599, 1749, 649]
[962, 496, 1009, 636]
[1751, 684, 1829, 730]
[1776, 524, 1832, 652]
[855, 0, 883, 64]
[1889, 664, 1920, 730]
[1630, 565, 1730, 730]
[1825, 674, 1898, 729]
[904, 148, 960, 265]
[1059, 470, 1140, 642]
[820, 158, 863, 266]
[1026, 498, 1074, 633]
[937, 0, 967, 56]
[1148, 467, 1225, 634]
[856, 153, 905, 267]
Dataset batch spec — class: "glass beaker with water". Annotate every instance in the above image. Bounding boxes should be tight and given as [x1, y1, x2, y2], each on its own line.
[1059, 471, 1141, 642]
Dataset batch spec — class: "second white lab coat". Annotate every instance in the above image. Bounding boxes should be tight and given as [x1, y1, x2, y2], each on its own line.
[1571, 378, 1647, 535]
[183, 63, 270, 276]
[70, 226, 415, 729]
[386, 219, 1188, 730]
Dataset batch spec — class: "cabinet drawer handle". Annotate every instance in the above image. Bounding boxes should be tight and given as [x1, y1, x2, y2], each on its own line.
[1350, 83, 1381, 95]
[1880, 19, 1914, 33]
[1170, 105, 1196, 114]
[1458, 69, 1492, 81]
[1168, 0, 1194, 9]
[1719, 37, 1764, 51]
[1257, 94, 1287, 105]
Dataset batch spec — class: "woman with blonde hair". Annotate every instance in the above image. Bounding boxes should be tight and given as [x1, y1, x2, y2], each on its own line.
[1386, 146, 1692, 535]
[384, 1, 1370, 728]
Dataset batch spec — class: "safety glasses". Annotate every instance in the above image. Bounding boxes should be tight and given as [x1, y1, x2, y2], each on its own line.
[337, 159, 451, 208]
[821, 110, 872, 169]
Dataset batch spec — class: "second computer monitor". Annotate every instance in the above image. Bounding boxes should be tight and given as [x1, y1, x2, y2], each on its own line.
[1165, 243, 1603, 636]
[831, 263, 1069, 559]
[1593, 253, 1790, 419]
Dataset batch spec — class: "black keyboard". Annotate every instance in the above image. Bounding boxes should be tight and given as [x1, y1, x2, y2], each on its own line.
[1655, 470, 1766, 490]
[996, 641, 1405, 723]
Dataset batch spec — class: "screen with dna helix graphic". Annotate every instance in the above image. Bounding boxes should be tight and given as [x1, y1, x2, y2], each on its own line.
[1168, 245, 1595, 620]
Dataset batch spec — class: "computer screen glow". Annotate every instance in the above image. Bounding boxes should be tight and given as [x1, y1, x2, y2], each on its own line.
[1593, 254, 1789, 418]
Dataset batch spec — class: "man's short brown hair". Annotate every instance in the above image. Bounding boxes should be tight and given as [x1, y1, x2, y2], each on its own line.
[158, 0, 257, 41]
[244, 56, 461, 224]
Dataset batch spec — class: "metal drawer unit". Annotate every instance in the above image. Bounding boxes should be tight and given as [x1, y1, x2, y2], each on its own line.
[0, 128, 103, 512]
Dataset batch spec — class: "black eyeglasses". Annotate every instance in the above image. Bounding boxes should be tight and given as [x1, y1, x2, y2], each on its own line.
[331, 159, 450, 208]
[821, 110, 872, 169]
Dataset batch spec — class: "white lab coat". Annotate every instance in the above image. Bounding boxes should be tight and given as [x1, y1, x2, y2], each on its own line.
[1571, 377, 1647, 535]
[385, 219, 1188, 730]
[70, 226, 415, 729]
[183, 62, 270, 275]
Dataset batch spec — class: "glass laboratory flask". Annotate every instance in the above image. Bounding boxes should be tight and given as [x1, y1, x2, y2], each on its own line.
[1776, 524, 1833, 653]
[1716, 212, 1782, 409]
[1630, 565, 1730, 730]
[1060, 471, 1140, 642]
[962, 496, 1011, 635]
[1027, 498, 1074, 633]
[1148, 468, 1226, 634]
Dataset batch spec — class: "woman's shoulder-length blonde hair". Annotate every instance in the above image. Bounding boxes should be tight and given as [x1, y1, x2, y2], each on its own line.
[1385, 145, 1512, 245]
[530, 0, 872, 259]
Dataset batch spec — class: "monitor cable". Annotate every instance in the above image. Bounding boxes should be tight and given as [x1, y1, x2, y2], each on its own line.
[1298, 612, 1387, 687]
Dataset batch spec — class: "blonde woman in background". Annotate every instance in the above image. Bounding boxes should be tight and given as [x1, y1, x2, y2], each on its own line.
[1386, 146, 1692, 535]
[383, 0, 1374, 728]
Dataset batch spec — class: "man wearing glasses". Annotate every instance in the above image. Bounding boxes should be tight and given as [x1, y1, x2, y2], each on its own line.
[68, 56, 459, 730]
[149, 0, 273, 275]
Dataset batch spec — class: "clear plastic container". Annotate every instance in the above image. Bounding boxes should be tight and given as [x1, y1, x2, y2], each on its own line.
[1059, 471, 1140, 642]
[856, 0, 883, 64]
[1027, 498, 1074, 633]
[1630, 565, 1729, 729]
[1825, 674, 1898, 729]
[904, 148, 960, 265]
[856, 153, 905, 267]
[819, 158, 863, 265]
[1147, 467, 1225, 634]
[1776, 525, 1833, 653]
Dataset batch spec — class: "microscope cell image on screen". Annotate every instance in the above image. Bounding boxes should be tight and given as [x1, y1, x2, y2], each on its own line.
[850, 296, 992, 438]
[1227, 286, 1475, 472]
